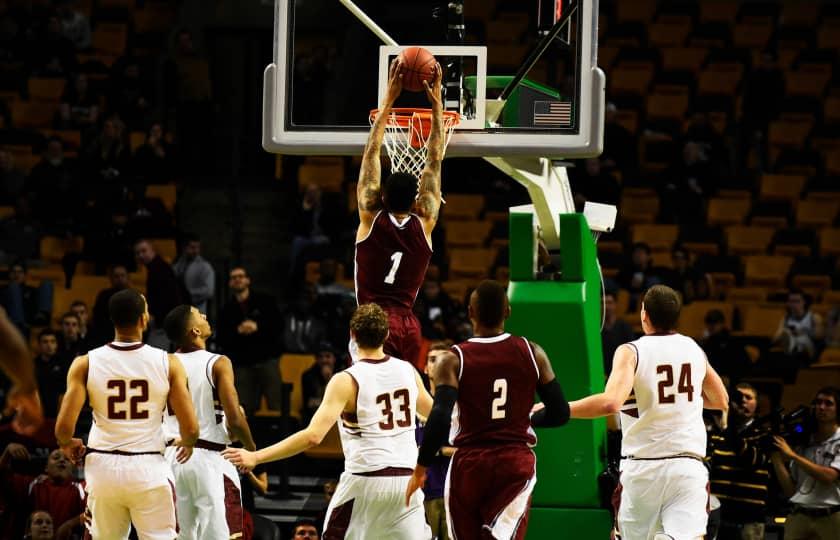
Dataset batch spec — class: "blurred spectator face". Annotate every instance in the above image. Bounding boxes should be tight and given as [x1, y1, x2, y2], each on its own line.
[103, 118, 117, 140]
[46, 140, 63, 165]
[45, 450, 73, 482]
[8, 264, 25, 284]
[71, 303, 88, 327]
[47, 15, 61, 35]
[422, 280, 441, 301]
[294, 524, 319, 539]
[672, 249, 688, 272]
[62, 314, 80, 341]
[323, 481, 336, 502]
[229, 268, 250, 293]
[38, 333, 58, 357]
[736, 386, 758, 419]
[787, 293, 806, 318]
[110, 265, 129, 288]
[704, 311, 725, 337]
[631, 246, 650, 268]
[27, 511, 54, 540]
[184, 240, 201, 260]
[134, 241, 155, 265]
[74, 74, 88, 95]
[316, 350, 336, 372]
[303, 184, 321, 207]
[0, 149, 11, 171]
[584, 158, 601, 176]
[814, 392, 838, 425]
[177, 30, 195, 54]
[604, 293, 616, 320]
[149, 123, 163, 143]
[319, 259, 337, 284]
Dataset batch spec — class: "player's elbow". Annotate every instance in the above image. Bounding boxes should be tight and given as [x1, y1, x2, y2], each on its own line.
[181, 422, 199, 446]
[603, 399, 623, 415]
[305, 431, 325, 448]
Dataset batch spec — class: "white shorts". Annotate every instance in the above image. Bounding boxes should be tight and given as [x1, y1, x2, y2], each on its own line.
[165, 446, 243, 540]
[616, 458, 709, 540]
[323, 470, 431, 540]
[84, 452, 176, 540]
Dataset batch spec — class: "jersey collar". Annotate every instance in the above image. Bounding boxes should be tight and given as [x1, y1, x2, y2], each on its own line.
[468, 333, 511, 344]
[108, 342, 144, 351]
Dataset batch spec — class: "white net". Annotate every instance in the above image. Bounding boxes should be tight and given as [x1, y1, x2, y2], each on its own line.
[369, 108, 460, 179]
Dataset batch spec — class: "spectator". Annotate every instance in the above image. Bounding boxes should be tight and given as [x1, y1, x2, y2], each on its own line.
[281, 283, 327, 354]
[24, 510, 54, 540]
[616, 242, 663, 310]
[27, 137, 83, 231]
[827, 307, 840, 349]
[57, 312, 87, 365]
[0, 148, 25, 205]
[217, 267, 282, 415]
[0, 261, 52, 337]
[301, 342, 337, 422]
[32, 329, 64, 418]
[414, 280, 457, 341]
[701, 310, 752, 383]
[314, 258, 351, 297]
[55, 0, 90, 50]
[709, 383, 771, 540]
[662, 247, 710, 304]
[568, 157, 621, 211]
[288, 184, 332, 278]
[82, 208, 134, 275]
[134, 239, 182, 348]
[28, 15, 76, 76]
[740, 51, 785, 173]
[108, 58, 151, 131]
[0, 447, 85, 538]
[69, 301, 88, 342]
[601, 291, 635, 373]
[773, 289, 825, 365]
[83, 115, 132, 189]
[601, 102, 638, 178]
[292, 518, 320, 539]
[90, 264, 129, 345]
[58, 73, 98, 131]
[770, 387, 840, 540]
[0, 196, 42, 263]
[133, 123, 174, 183]
[172, 234, 215, 314]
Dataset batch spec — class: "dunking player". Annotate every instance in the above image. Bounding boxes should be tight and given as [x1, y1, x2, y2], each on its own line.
[353, 57, 444, 367]
[163, 305, 257, 540]
[569, 285, 729, 540]
[55, 289, 199, 539]
[0, 306, 43, 435]
[406, 280, 572, 539]
[225, 304, 434, 539]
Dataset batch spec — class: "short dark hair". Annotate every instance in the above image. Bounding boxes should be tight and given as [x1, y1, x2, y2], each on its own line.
[815, 386, 840, 422]
[632, 242, 651, 254]
[108, 289, 146, 328]
[293, 518, 319, 534]
[61, 312, 79, 324]
[642, 285, 681, 332]
[163, 305, 194, 347]
[704, 309, 725, 325]
[350, 303, 389, 349]
[38, 328, 58, 341]
[473, 280, 508, 328]
[182, 233, 200, 244]
[382, 172, 418, 213]
[429, 340, 452, 352]
[70, 300, 87, 309]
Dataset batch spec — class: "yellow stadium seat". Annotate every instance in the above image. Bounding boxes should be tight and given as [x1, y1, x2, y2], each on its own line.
[27, 77, 65, 102]
[445, 220, 492, 248]
[303, 424, 344, 460]
[785, 70, 831, 98]
[443, 194, 484, 220]
[726, 287, 768, 304]
[11, 101, 59, 128]
[648, 16, 692, 47]
[791, 275, 832, 301]
[796, 199, 839, 229]
[817, 348, 840, 365]
[646, 90, 690, 121]
[39, 236, 83, 264]
[631, 224, 679, 252]
[91, 23, 127, 56]
[697, 66, 742, 95]
[449, 248, 496, 279]
[759, 174, 806, 202]
[616, 0, 656, 22]
[441, 280, 475, 304]
[678, 301, 734, 339]
[620, 195, 660, 225]
[298, 162, 344, 192]
[151, 238, 177, 263]
[26, 265, 65, 285]
[725, 226, 774, 255]
[738, 304, 786, 338]
[610, 62, 655, 96]
[700, 2, 738, 23]
[819, 228, 840, 257]
[279, 354, 316, 419]
[0, 206, 13, 219]
[145, 184, 177, 214]
[733, 21, 773, 49]
[661, 47, 707, 72]
[743, 256, 794, 287]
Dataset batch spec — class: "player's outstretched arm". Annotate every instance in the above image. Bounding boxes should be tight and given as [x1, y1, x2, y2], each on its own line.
[702, 361, 729, 423]
[357, 58, 403, 232]
[529, 342, 570, 428]
[223, 372, 354, 471]
[168, 354, 199, 457]
[406, 350, 460, 506]
[416, 63, 444, 231]
[0, 307, 43, 435]
[569, 344, 636, 419]
[55, 355, 89, 465]
[214, 356, 257, 451]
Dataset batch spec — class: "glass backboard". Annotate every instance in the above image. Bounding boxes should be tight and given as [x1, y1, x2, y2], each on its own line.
[264, 0, 604, 158]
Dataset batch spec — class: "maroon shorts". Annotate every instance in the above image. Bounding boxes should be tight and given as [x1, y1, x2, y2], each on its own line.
[382, 308, 423, 368]
[446, 445, 537, 540]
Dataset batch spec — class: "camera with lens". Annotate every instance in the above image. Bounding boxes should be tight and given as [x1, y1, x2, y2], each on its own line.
[736, 403, 812, 453]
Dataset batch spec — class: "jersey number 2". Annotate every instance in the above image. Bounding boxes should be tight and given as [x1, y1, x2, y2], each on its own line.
[384, 251, 404, 284]
[656, 364, 694, 404]
[106, 379, 150, 419]
[491, 378, 508, 419]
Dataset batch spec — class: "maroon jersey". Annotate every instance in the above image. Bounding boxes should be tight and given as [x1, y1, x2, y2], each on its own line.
[451, 333, 539, 448]
[355, 211, 432, 311]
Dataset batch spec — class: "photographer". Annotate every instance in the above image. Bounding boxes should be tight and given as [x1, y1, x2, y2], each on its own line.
[770, 386, 840, 539]
[709, 383, 771, 540]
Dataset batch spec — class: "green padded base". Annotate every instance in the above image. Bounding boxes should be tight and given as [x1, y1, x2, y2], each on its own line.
[526, 507, 613, 539]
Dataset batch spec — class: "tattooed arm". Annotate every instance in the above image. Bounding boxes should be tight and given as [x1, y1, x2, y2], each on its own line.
[415, 63, 444, 239]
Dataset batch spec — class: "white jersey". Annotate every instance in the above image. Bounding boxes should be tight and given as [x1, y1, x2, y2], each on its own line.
[339, 356, 419, 473]
[619, 333, 707, 459]
[87, 342, 170, 453]
[163, 349, 229, 445]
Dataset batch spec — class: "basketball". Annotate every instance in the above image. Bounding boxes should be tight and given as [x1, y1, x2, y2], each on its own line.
[398, 47, 437, 92]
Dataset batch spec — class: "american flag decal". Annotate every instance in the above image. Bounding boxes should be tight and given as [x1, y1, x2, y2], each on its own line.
[533, 101, 572, 127]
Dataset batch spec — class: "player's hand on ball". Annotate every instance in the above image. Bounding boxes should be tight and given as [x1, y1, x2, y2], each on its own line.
[222, 447, 257, 472]
[405, 465, 426, 507]
[173, 439, 193, 464]
[422, 63, 443, 108]
[385, 58, 404, 106]
[59, 438, 86, 466]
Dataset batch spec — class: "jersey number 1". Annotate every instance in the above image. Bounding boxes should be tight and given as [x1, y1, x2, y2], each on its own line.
[384, 251, 404, 284]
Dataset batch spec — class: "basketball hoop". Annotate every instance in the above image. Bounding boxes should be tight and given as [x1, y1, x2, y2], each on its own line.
[369, 108, 460, 179]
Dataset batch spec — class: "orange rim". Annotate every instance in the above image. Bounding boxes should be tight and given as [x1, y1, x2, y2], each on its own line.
[369, 108, 461, 127]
